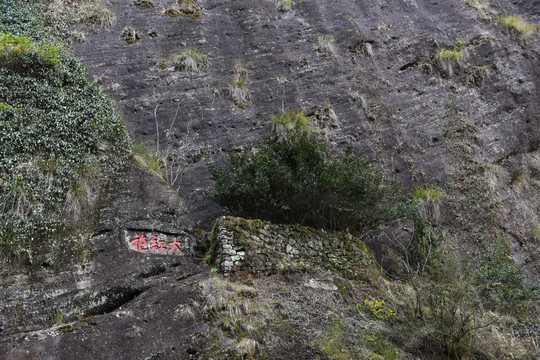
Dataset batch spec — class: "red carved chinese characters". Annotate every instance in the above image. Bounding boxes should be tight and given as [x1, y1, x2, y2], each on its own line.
[130, 233, 149, 251]
[128, 232, 184, 254]
[149, 235, 168, 251]
[168, 237, 183, 253]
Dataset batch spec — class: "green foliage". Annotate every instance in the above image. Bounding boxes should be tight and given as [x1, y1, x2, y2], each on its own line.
[0, 1, 44, 40]
[496, 15, 535, 35]
[0, 0, 129, 263]
[361, 298, 397, 320]
[400, 237, 538, 359]
[531, 223, 540, 237]
[271, 110, 312, 135]
[476, 241, 539, 311]
[210, 115, 406, 234]
[434, 39, 469, 77]
[321, 320, 353, 360]
[436, 48, 462, 60]
[412, 185, 445, 202]
[364, 332, 399, 360]
[0, 32, 63, 75]
[404, 243, 486, 359]
[132, 141, 166, 181]
[511, 169, 523, 185]
[229, 68, 250, 107]
[454, 37, 465, 48]
[277, 0, 293, 12]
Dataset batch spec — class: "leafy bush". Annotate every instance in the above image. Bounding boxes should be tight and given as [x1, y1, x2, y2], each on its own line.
[0, 32, 61, 76]
[0, 0, 44, 40]
[210, 112, 405, 233]
[476, 241, 539, 311]
[0, 0, 129, 263]
[399, 241, 488, 359]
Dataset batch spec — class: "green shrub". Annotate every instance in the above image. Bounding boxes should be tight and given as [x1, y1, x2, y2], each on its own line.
[475, 241, 539, 311]
[210, 113, 405, 233]
[0, 0, 129, 264]
[0, 32, 62, 76]
[401, 242, 487, 359]
[0, 1, 44, 40]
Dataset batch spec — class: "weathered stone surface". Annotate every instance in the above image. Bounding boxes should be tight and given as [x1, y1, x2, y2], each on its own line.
[65, 0, 540, 290]
[2, 0, 540, 358]
[303, 278, 339, 291]
[72, 0, 539, 229]
[0, 167, 206, 359]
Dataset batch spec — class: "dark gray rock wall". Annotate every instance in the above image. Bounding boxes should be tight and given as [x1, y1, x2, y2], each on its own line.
[1, 0, 540, 358]
[0, 168, 206, 359]
[73, 0, 539, 232]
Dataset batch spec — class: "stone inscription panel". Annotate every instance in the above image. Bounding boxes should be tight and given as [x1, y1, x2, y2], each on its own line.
[124, 230, 192, 255]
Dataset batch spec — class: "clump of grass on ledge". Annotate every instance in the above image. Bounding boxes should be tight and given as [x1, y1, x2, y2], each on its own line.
[157, 48, 208, 73]
[228, 77, 250, 108]
[131, 141, 168, 184]
[165, 0, 204, 20]
[133, 0, 155, 9]
[434, 38, 468, 77]
[45, 0, 115, 33]
[496, 15, 536, 39]
[459, 0, 490, 20]
[276, 0, 293, 13]
[412, 185, 445, 223]
[228, 61, 250, 108]
[173, 48, 207, 72]
[313, 34, 335, 55]
[122, 26, 141, 44]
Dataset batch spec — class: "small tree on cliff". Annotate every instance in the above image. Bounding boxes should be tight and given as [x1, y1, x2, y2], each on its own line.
[210, 110, 405, 234]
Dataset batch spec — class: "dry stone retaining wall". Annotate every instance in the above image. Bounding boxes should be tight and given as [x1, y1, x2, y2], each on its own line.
[210, 216, 380, 280]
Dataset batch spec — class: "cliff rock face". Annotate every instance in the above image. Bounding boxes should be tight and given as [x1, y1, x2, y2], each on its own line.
[74, 0, 539, 273]
[1, 0, 539, 358]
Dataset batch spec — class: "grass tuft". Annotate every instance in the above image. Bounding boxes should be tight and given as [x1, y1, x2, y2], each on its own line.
[313, 34, 335, 54]
[229, 61, 250, 107]
[276, 0, 293, 13]
[133, 0, 155, 9]
[496, 15, 536, 38]
[165, 0, 204, 20]
[174, 48, 207, 72]
[434, 40, 468, 77]
[122, 26, 141, 44]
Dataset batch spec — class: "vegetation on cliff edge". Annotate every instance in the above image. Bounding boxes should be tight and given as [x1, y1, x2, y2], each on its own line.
[0, 0, 129, 264]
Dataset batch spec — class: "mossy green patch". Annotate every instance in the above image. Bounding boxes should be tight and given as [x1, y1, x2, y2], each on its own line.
[320, 320, 353, 360]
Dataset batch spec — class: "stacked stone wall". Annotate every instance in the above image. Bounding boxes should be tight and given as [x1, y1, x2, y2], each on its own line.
[210, 217, 380, 280]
